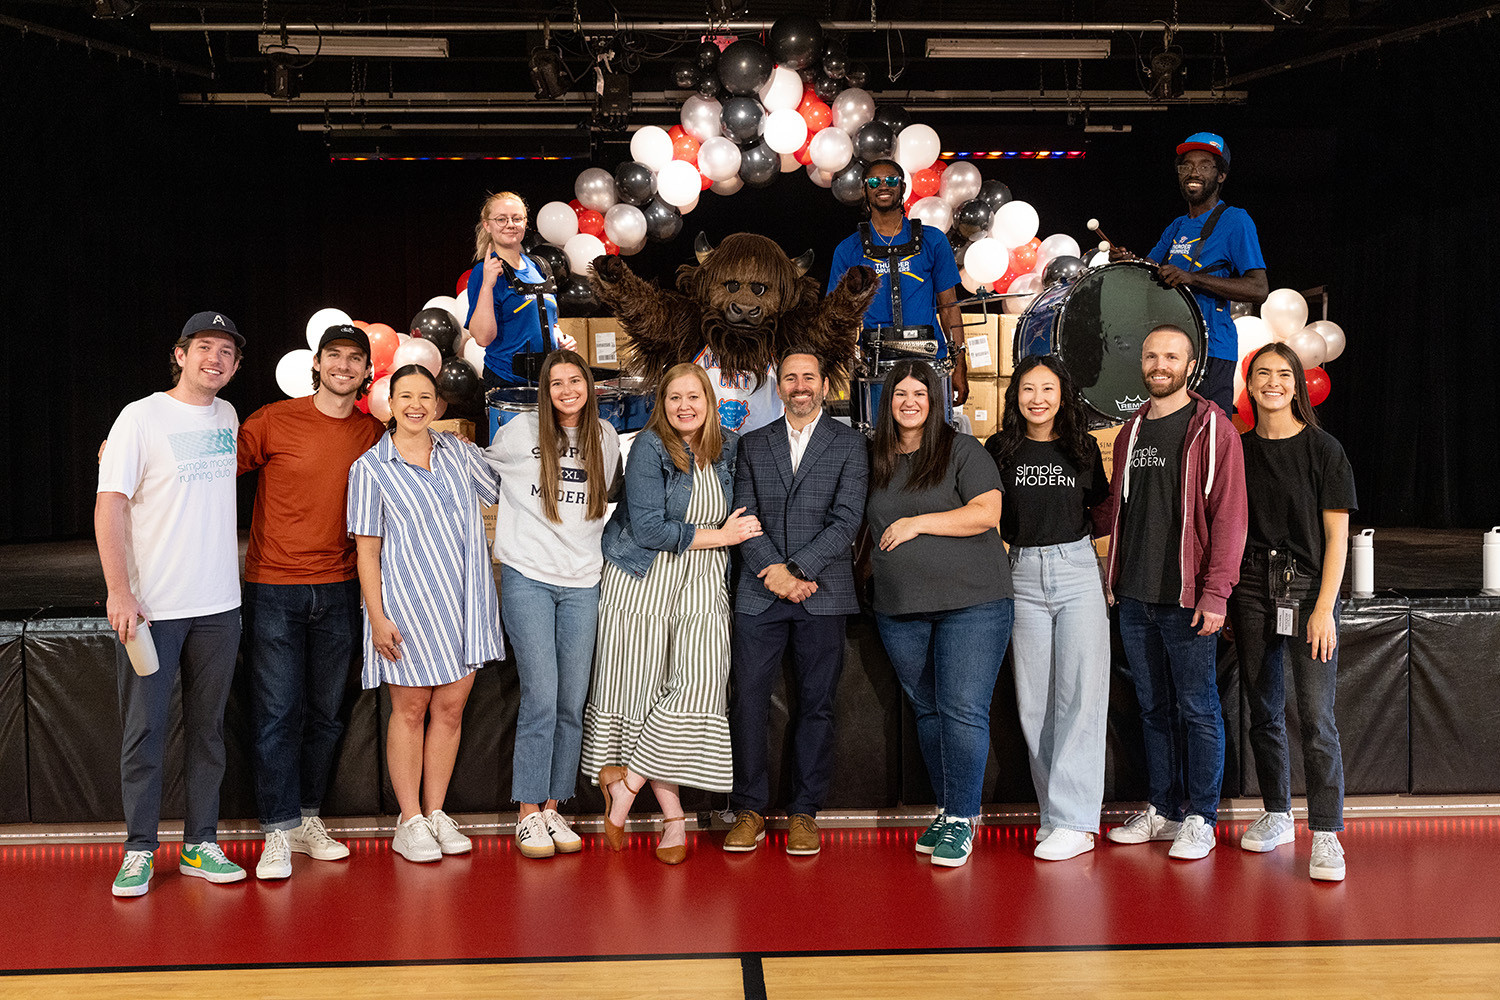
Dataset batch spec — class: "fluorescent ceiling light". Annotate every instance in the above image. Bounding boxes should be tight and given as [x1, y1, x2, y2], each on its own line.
[257, 34, 450, 58]
[925, 38, 1111, 60]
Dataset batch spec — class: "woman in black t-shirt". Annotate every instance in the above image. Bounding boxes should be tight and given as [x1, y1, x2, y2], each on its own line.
[1230, 342, 1357, 883]
[985, 355, 1111, 862]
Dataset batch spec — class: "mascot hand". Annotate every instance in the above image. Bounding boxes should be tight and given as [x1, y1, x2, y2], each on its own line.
[592, 254, 626, 284]
[841, 264, 879, 297]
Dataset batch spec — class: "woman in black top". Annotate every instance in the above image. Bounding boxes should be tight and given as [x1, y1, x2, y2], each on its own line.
[985, 355, 1111, 862]
[1230, 342, 1356, 882]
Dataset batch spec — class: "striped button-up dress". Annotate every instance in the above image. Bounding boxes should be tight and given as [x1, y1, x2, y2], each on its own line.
[347, 431, 503, 689]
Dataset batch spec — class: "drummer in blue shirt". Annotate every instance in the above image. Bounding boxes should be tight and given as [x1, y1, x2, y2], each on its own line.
[828, 160, 969, 408]
[465, 191, 578, 389]
[1111, 133, 1269, 417]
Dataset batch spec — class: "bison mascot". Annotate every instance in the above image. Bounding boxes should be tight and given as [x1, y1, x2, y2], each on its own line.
[589, 233, 877, 432]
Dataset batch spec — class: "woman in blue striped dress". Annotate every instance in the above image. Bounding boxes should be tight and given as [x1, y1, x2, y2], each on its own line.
[348, 363, 503, 864]
[580, 363, 762, 864]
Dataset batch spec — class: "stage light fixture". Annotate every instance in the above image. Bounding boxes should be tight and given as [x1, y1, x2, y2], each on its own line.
[925, 38, 1112, 60]
[531, 47, 568, 99]
[265, 55, 301, 100]
[255, 34, 449, 58]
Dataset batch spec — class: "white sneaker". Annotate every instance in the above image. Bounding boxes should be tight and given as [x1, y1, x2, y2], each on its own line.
[1241, 811, 1296, 852]
[542, 808, 583, 854]
[288, 815, 351, 861]
[392, 813, 441, 863]
[1034, 829, 1095, 862]
[516, 812, 556, 859]
[1106, 805, 1182, 844]
[1037, 825, 1055, 844]
[1168, 815, 1217, 860]
[1310, 831, 1346, 882]
[428, 809, 473, 855]
[255, 829, 293, 880]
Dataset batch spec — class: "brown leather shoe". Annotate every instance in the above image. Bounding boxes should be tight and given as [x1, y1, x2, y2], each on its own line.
[597, 766, 631, 851]
[723, 810, 766, 852]
[655, 815, 687, 865]
[787, 813, 821, 856]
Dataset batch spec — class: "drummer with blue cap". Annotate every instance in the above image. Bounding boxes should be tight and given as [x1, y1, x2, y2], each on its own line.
[1111, 132, 1268, 417]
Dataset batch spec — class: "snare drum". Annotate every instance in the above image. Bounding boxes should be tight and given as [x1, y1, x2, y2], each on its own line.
[486, 386, 539, 441]
[1014, 261, 1205, 424]
[852, 364, 953, 434]
[596, 376, 655, 433]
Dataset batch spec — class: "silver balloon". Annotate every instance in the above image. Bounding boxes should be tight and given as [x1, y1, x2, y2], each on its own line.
[939, 161, 982, 208]
[808, 125, 854, 172]
[711, 174, 745, 196]
[908, 196, 953, 233]
[603, 203, 648, 250]
[1307, 319, 1346, 362]
[698, 135, 743, 182]
[680, 94, 724, 143]
[805, 163, 834, 188]
[831, 87, 876, 134]
[574, 167, 618, 212]
[1287, 327, 1329, 369]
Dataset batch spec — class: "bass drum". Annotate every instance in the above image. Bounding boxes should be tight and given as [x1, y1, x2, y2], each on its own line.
[1013, 261, 1205, 424]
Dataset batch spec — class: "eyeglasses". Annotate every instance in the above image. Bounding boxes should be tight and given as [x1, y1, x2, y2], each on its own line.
[1176, 162, 1219, 177]
[864, 176, 902, 189]
[487, 215, 527, 224]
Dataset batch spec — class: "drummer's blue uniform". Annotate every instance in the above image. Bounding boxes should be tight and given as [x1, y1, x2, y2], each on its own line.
[465, 254, 559, 386]
[828, 219, 962, 361]
[1146, 206, 1265, 362]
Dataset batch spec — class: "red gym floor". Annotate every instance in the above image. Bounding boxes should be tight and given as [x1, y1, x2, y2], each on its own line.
[2, 816, 1498, 974]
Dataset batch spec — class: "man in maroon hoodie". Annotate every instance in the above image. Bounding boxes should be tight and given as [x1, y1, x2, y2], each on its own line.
[1099, 324, 1247, 861]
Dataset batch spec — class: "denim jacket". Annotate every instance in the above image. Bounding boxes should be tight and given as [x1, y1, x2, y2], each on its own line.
[601, 427, 739, 578]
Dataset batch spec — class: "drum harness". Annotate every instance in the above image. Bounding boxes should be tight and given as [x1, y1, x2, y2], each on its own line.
[1163, 202, 1232, 280]
[494, 252, 559, 382]
[857, 220, 952, 373]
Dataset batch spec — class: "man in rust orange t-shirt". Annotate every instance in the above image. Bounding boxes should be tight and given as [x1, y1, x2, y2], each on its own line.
[238, 324, 384, 881]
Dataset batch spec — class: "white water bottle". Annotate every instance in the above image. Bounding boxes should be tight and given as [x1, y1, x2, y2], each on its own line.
[1483, 527, 1500, 596]
[1350, 529, 1375, 599]
[123, 617, 160, 677]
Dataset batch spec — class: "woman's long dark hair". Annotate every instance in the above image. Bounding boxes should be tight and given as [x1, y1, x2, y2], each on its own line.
[989, 354, 1094, 473]
[870, 359, 954, 492]
[1246, 341, 1320, 429]
[537, 349, 607, 523]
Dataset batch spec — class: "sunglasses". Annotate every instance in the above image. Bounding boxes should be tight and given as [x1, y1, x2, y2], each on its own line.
[864, 176, 902, 189]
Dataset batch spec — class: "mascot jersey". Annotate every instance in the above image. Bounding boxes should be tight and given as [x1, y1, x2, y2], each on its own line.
[692, 346, 783, 434]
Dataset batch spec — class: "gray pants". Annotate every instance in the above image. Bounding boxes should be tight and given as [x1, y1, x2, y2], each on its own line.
[118, 608, 240, 852]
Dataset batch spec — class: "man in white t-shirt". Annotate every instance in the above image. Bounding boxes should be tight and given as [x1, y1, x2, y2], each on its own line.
[96, 311, 248, 897]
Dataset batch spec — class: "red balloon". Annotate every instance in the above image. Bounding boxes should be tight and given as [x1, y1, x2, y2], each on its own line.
[603, 238, 620, 256]
[568, 198, 584, 215]
[672, 131, 701, 165]
[794, 137, 814, 166]
[904, 193, 920, 214]
[992, 273, 1015, 294]
[798, 98, 832, 134]
[352, 319, 370, 330]
[668, 124, 685, 140]
[1235, 387, 1254, 426]
[932, 159, 948, 174]
[366, 325, 400, 373]
[1241, 351, 1257, 383]
[577, 209, 605, 237]
[699, 170, 713, 190]
[1305, 366, 1331, 406]
[911, 167, 940, 199]
[1009, 243, 1038, 271]
[456, 267, 473, 296]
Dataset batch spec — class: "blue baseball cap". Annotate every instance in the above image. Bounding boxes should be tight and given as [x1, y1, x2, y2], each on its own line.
[180, 310, 244, 348]
[1176, 132, 1229, 167]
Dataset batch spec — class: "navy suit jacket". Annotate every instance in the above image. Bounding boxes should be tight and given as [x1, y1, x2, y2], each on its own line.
[732, 412, 869, 616]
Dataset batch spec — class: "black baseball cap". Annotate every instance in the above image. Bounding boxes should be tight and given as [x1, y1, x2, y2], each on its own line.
[317, 324, 372, 356]
[181, 311, 245, 348]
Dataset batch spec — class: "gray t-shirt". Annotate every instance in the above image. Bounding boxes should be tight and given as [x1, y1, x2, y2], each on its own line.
[1116, 403, 1193, 604]
[865, 433, 1012, 616]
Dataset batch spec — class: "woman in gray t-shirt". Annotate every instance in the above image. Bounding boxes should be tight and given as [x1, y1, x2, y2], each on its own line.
[865, 360, 1013, 870]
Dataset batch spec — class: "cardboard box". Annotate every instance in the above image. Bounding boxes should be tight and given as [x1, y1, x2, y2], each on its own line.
[481, 503, 499, 560]
[961, 375, 1006, 440]
[588, 316, 632, 369]
[958, 311, 1017, 377]
[556, 317, 590, 362]
[430, 418, 476, 441]
[1090, 424, 1124, 483]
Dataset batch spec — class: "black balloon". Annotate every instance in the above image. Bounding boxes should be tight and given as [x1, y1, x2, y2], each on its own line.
[831, 159, 868, 206]
[521, 230, 543, 251]
[738, 142, 779, 187]
[720, 96, 764, 143]
[797, 65, 819, 84]
[527, 242, 570, 284]
[719, 39, 773, 96]
[410, 307, 461, 357]
[435, 357, 480, 403]
[873, 104, 911, 134]
[694, 40, 720, 72]
[614, 160, 657, 206]
[821, 41, 848, 79]
[769, 14, 823, 70]
[846, 62, 869, 88]
[1042, 255, 1086, 287]
[955, 198, 995, 240]
[557, 277, 600, 317]
[854, 121, 894, 163]
[672, 61, 699, 89]
[977, 179, 1013, 211]
[642, 197, 683, 242]
[697, 73, 722, 99]
[812, 74, 841, 103]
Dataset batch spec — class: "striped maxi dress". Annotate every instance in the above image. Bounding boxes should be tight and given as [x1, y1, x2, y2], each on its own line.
[580, 460, 733, 792]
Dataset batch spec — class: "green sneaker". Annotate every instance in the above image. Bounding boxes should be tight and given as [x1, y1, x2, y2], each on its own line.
[112, 850, 154, 897]
[179, 842, 247, 884]
[931, 818, 975, 868]
[914, 814, 950, 855]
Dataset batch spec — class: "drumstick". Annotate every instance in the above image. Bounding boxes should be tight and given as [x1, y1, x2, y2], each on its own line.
[1086, 218, 1118, 250]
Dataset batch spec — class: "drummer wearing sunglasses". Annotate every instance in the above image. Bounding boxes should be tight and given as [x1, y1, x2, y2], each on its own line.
[1108, 132, 1268, 418]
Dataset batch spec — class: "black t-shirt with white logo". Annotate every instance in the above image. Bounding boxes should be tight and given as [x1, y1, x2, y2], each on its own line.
[990, 436, 1109, 547]
[1241, 425, 1358, 575]
[1116, 404, 1194, 604]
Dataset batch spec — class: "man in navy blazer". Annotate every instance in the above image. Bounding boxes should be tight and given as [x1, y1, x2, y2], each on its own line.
[725, 347, 869, 856]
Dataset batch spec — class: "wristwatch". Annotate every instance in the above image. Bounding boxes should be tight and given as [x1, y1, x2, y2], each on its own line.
[785, 560, 808, 581]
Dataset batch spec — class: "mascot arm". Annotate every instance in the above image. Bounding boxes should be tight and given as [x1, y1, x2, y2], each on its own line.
[793, 264, 880, 384]
[588, 254, 702, 376]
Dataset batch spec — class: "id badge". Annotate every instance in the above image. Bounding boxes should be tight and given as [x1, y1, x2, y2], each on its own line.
[1275, 599, 1298, 637]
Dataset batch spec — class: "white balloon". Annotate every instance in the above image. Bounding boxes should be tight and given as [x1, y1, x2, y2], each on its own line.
[806, 164, 834, 188]
[938, 161, 982, 207]
[536, 201, 578, 246]
[895, 124, 941, 173]
[392, 337, 443, 377]
[1287, 327, 1329, 369]
[1262, 288, 1310, 342]
[680, 94, 723, 142]
[764, 108, 810, 155]
[808, 126, 854, 172]
[697, 136, 743, 182]
[656, 160, 703, 207]
[1003, 273, 1045, 315]
[305, 307, 354, 352]
[275, 349, 317, 398]
[1308, 319, 1346, 362]
[1083, 249, 1110, 268]
[1035, 233, 1083, 271]
[462, 337, 486, 373]
[453, 289, 470, 326]
[758, 66, 803, 112]
[367, 375, 393, 422]
[422, 295, 466, 335]
[630, 125, 675, 172]
[991, 200, 1040, 248]
[1233, 315, 1275, 402]
[964, 237, 1010, 285]
[603, 203, 648, 249]
[831, 88, 875, 133]
[574, 166, 618, 212]
[712, 175, 745, 196]
[563, 233, 608, 275]
[959, 268, 986, 295]
[908, 196, 953, 232]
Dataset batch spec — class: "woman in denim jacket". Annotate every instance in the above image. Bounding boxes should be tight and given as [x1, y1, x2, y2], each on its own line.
[580, 363, 762, 864]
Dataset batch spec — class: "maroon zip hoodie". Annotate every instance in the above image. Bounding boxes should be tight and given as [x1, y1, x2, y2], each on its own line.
[1096, 391, 1248, 617]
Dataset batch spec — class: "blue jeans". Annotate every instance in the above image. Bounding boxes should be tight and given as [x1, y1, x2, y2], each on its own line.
[1010, 538, 1111, 833]
[876, 598, 1014, 819]
[1117, 598, 1225, 824]
[245, 580, 361, 832]
[501, 564, 600, 805]
[118, 608, 240, 852]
